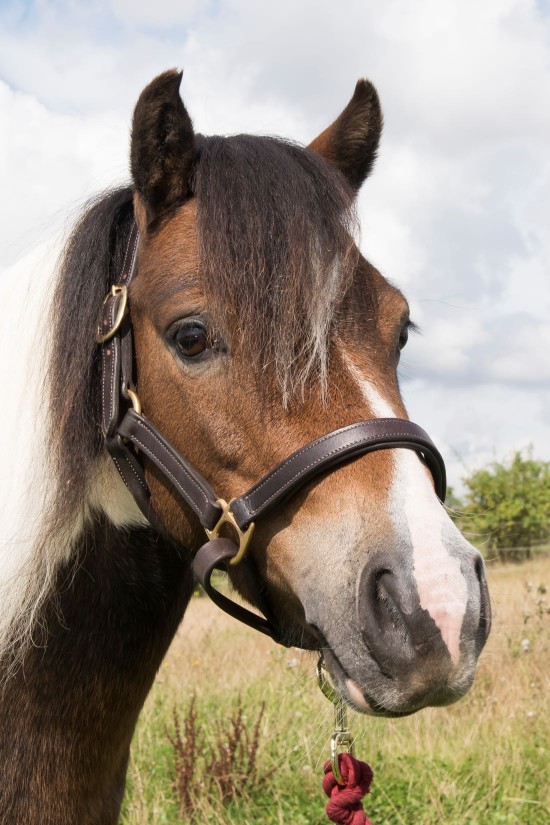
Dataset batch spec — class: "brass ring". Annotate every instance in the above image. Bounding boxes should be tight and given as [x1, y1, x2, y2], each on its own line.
[127, 389, 142, 416]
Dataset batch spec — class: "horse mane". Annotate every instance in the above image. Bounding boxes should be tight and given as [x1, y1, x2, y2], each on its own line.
[193, 134, 359, 402]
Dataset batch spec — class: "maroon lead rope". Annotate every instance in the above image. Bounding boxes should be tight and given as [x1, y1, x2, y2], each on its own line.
[323, 753, 373, 825]
[317, 658, 374, 823]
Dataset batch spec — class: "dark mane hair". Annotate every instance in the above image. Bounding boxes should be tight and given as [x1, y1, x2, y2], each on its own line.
[48, 187, 134, 528]
[193, 135, 358, 399]
[48, 135, 359, 528]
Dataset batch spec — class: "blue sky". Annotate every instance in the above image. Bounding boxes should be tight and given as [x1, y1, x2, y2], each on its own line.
[1, 0, 549, 490]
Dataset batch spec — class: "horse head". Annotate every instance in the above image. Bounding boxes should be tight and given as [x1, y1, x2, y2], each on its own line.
[125, 70, 490, 717]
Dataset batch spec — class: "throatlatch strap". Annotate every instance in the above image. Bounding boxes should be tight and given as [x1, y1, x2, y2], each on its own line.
[99, 222, 140, 437]
[100, 295, 123, 437]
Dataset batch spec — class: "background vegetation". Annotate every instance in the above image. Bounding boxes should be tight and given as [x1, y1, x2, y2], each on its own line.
[121, 556, 550, 825]
[447, 451, 550, 562]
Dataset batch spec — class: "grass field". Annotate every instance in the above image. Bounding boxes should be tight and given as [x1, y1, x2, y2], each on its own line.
[121, 557, 550, 825]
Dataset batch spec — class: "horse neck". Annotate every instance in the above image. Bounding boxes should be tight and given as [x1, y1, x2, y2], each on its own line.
[0, 517, 194, 825]
[0, 239, 195, 823]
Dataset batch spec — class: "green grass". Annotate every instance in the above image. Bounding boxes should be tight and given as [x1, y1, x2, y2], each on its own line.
[121, 558, 550, 825]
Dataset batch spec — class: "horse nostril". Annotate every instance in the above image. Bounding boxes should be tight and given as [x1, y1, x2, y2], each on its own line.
[374, 571, 408, 637]
[358, 563, 420, 677]
[358, 555, 453, 680]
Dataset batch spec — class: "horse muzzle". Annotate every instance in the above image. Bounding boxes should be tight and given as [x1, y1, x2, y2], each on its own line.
[316, 545, 491, 716]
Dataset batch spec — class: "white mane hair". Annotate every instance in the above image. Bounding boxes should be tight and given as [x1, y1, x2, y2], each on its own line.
[0, 233, 142, 673]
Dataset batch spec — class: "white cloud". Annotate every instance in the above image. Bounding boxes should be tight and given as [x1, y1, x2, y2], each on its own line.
[0, 80, 128, 266]
[489, 317, 550, 384]
[112, 0, 208, 29]
[405, 312, 490, 378]
[401, 307, 550, 388]
[0, 0, 549, 484]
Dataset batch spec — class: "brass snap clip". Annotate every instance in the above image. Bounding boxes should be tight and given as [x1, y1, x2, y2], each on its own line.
[317, 655, 354, 783]
[205, 499, 255, 566]
[96, 285, 128, 344]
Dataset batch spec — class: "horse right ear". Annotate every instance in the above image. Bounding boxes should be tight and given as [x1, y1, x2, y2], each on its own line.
[130, 69, 196, 228]
[308, 79, 383, 193]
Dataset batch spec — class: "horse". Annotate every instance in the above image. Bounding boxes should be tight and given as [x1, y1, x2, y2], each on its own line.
[0, 69, 491, 824]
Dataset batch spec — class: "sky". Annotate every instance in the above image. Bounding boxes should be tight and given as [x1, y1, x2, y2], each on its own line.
[0, 0, 549, 491]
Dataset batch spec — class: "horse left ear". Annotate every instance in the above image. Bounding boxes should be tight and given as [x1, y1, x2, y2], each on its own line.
[130, 69, 196, 227]
[308, 79, 383, 193]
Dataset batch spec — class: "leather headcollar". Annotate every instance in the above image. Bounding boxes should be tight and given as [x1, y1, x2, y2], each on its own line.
[97, 222, 447, 647]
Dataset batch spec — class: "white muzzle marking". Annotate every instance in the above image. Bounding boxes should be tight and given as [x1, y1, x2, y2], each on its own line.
[345, 355, 468, 664]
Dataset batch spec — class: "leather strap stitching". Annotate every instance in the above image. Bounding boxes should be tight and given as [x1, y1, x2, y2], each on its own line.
[108, 303, 117, 428]
[120, 223, 139, 285]
[125, 423, 212, 510]
[114, 451, 149, 492]
[101, 299, 118, 435]
[240, 422, 432, 507]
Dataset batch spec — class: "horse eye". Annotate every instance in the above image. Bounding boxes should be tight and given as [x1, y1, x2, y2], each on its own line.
[174, 322, 210, 358]
[398, 326, 409, 351]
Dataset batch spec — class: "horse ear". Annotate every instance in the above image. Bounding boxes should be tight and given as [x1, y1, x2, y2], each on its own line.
[130, 69, 196, 227]
[308, 79, 383, 193]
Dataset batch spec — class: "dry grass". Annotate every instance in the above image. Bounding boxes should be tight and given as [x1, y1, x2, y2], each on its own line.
[123, 557, 550, 825]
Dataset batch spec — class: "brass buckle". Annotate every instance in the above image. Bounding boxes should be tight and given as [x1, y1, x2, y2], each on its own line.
[96, 285, 128, 344]
[205, 499, 255, 566]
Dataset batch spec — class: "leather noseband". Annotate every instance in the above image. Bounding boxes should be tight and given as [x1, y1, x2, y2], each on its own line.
[98, 223, 446, 647]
